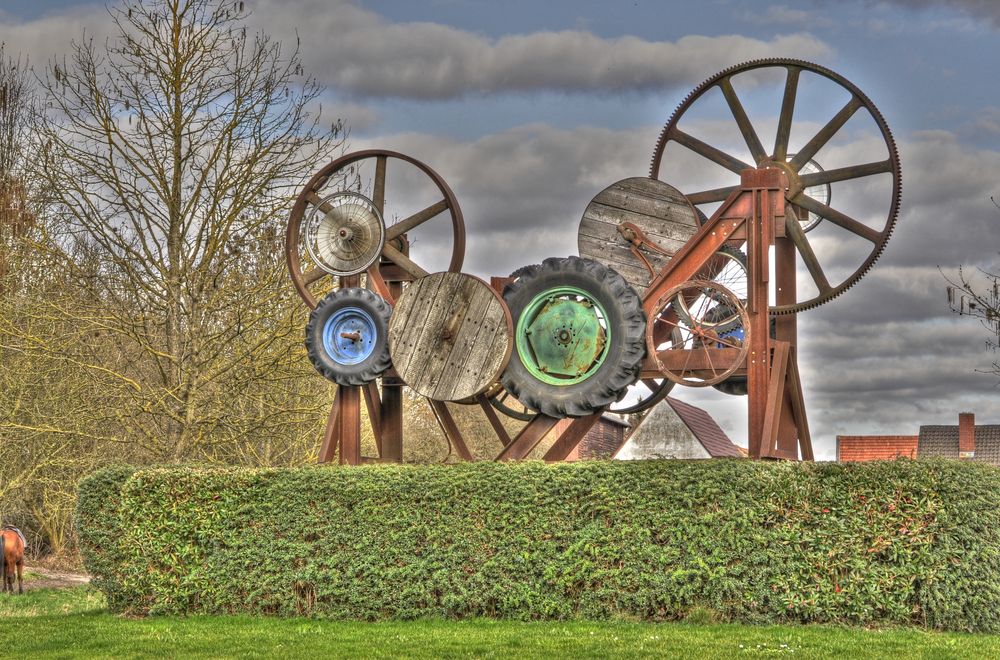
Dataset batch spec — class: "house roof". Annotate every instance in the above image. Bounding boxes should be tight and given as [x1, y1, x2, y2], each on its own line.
[837, 435, 917, 462]
[598, 413, 631, 428]
[664, 397, 743, 458]
[918, 424, 1000, 464]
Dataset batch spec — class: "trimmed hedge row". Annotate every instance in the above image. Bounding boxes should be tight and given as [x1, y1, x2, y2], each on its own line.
[76, 459, 1000, 630]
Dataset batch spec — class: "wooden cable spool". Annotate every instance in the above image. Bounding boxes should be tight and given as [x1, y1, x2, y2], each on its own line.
[578, 177, 700, 295]
[388, 272, 513, 401]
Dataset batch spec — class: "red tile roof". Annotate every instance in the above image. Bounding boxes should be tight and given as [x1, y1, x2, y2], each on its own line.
[665, 397, 743, 458]
[837, 435, 917, 462]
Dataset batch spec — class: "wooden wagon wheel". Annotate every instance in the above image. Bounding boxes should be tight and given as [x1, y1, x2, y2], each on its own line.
[388, 272, 513, 402]
[286, 149, 466, 309]
[646, 280, 750, 387]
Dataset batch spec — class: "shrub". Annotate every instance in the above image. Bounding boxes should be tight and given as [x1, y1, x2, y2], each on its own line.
[76, 459, 1000, 630]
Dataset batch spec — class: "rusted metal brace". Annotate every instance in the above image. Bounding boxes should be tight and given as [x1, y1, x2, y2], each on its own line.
[617, 221, 672, 280]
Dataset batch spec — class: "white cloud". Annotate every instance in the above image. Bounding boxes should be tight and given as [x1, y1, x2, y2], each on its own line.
[250, 0, 833, 99]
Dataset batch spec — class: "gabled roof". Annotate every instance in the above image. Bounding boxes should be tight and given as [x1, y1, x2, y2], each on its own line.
[918, 424, 1000, 464]
[664, 397, 743, 458]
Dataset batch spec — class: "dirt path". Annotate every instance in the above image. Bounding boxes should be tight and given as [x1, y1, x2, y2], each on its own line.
[22, 565, 91, 591]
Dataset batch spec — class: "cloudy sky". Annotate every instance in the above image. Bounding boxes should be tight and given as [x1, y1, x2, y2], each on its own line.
[3, 0, 999, 458]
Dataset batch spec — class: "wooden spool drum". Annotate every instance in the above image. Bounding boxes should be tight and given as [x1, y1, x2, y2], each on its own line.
[578, 177, 700, 295]
[388, 272, 513, 401]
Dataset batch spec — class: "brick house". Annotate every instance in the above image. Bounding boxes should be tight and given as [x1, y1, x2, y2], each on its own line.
[836, 435, 917, 461]
[555, 414, 630, 460]
[613, 397, 743, 460]
[836, 412, 999, 463]
[918, 413, 1000, 463]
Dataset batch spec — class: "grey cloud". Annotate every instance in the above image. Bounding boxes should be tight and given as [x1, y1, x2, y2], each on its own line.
[351, 124, 656, 276]
[250, 0, 833, 99]
[746, 5, 834, 29]
[0, 4, 110, 68]
[879, 0, 1000, 27]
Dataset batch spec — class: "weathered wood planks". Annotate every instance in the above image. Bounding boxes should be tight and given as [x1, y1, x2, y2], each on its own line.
[388, 272, 512, 401]
[578, 177, 699, 294]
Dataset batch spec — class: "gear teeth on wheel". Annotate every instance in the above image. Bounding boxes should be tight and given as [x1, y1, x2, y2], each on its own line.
[649, 58, 901, 314]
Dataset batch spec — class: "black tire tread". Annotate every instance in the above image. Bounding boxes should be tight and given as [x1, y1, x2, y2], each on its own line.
[306, 288, 392, 386]
[500, 256, 645, 418]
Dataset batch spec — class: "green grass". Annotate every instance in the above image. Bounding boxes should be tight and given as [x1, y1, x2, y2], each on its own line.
[2, 588, 1000, 659]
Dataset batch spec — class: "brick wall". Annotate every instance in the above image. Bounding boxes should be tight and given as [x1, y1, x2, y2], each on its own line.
[559, 418, 628, 460]
[836, 435, 918, 462]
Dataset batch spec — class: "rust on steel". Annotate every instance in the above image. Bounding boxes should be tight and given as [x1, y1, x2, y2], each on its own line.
[286, 149, 466, 309]
[650, 59, 901, 315]
[299, 58, 905, 464]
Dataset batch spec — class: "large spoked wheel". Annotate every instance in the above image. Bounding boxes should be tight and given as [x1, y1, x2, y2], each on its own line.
[647, 280, 750, 387]
[287, 149, 466, 309]
[650, 59, 901, 314]
[501, 257, 645, 418]
[306, 288, 392, 386]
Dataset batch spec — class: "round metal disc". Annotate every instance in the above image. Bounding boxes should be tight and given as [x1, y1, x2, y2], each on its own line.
[305, 191, 385, 276]
[578, 177, 700, 295]
[389, 272, 513, 401]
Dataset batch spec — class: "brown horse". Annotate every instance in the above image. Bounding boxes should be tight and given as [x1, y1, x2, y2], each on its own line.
[1, 526, 25, 594]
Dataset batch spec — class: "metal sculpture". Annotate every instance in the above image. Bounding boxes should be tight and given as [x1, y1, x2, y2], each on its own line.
[286, 59, 901, 464]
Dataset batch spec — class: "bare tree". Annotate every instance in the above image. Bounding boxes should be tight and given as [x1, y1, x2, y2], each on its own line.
[33, 0, 342, 460]
[946, 196, 1000, 380]
[0, 43, 39, 293]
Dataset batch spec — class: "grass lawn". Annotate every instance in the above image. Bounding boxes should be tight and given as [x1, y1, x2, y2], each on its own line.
[2, 586, 999, 659]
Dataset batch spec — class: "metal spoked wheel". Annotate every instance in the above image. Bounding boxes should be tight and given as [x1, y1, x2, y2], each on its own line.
[607, 378, 674, 415]
[501, 257, 645, 418]
[287, 149, 466, 309]
[304, 191, 386, 276]
[489, 390, 536, 422]
[650, 58, 901, 314]
[305, 288, 392, 386]
[674, 244, 748, 333]
[606, 322, 682, 415]
[646, 280, 750, 387]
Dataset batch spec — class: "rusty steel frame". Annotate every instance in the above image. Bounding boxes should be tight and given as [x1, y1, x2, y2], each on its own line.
[318, 165, 812, 466]
[296, 59, 910, 465]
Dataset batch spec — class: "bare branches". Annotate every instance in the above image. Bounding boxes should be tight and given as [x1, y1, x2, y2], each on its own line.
[945, 198, 1000, 379]
[29, 0, 343, 459]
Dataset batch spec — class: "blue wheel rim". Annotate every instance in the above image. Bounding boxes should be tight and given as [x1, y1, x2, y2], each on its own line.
[322, 306, 378, 365]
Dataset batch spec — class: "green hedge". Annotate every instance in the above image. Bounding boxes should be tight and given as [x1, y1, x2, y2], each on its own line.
[76, 459, 1000, 630]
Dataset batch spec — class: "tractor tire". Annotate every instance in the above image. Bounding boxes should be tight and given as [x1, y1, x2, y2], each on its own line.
[306, 288, 392, 386]
[501, 256, 645, 418]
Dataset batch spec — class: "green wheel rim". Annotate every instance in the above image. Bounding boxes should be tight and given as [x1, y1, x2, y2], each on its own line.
[515, 286, 611, 386]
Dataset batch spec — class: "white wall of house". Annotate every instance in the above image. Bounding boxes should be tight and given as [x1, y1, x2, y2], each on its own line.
[614, 403, 710, 460]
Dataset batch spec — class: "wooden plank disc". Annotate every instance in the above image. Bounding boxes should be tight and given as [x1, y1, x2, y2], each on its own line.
[578, 177, 700, 295]
[389, 272, 513, 401]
